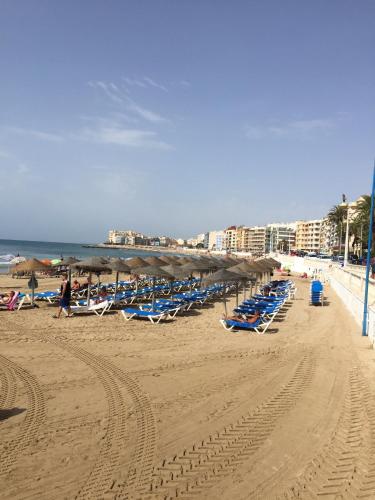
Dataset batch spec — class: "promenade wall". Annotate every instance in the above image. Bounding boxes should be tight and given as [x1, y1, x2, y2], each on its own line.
[273, 254, 375, 346]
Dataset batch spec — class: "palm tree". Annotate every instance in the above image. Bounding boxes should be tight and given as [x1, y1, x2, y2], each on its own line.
[353, 195, 371, 255]
[327, 205, 347, 255]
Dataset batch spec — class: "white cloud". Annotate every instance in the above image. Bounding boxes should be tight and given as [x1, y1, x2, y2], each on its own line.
[127, 99, 168, 123]
[4, 126, 64, 142]
[142, 76, 168, 92]
[245, 117, 336, 140]
[179, 80, 191, 88]
[122, 77, 147, 88]
[88, 80, 126, 104]
[122, 76, 168, 92]
[88, 80, 169, 123]
[83, 126, 173, 150]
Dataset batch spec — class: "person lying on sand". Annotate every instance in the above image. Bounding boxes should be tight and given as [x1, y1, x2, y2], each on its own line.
[0, 291, 15, 304]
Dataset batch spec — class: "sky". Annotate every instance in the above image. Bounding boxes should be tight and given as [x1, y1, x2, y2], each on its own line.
[0, 0, 374, 243]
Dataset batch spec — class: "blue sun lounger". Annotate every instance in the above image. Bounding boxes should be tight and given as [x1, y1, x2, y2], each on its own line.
[219, 317, 271, 334]
[121, 308, 170, 324]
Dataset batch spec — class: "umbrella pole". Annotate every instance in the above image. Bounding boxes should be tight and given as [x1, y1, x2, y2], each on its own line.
[223, 286, 227, 316]
[236, 282, 239, 307]
[97, 275, 100, 296]
[87, 272, 91, 306]
[152, 276, 156, 310]
[68, 266, 72, 284]
[189, 274, 193, 295]
[199, 271, 203, 291]
[243, 280, 246, 301]
[31, 271, 35, 307]
[114, 271, 119, 300]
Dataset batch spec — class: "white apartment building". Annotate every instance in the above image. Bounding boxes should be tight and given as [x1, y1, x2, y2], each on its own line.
[265, 223, 296, 253]
[204, 230, 222, 250]
[108, 229, 135, 244]
[215, 231, 226, 251]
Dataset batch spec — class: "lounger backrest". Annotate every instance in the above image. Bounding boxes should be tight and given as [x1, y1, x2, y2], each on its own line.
[7, 292, 20, 311]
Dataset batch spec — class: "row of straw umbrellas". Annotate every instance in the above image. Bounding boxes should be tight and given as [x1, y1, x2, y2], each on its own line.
[13, 254, 280, 309]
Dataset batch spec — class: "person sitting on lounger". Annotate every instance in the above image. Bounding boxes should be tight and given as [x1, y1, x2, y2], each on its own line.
[72, 279, 81, 291]
[0, 291, 15, 304]
[95, 287, 108, 304]
[223, 310, 261, 324]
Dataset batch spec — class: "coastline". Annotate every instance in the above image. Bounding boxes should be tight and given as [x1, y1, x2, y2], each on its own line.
[83, 242, 214, 256]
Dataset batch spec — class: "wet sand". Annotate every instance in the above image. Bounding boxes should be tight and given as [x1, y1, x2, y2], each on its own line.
[1, 275, 375, 499]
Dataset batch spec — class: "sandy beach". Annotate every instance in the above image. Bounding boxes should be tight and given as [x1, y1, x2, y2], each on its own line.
[1, 274, 375, 499]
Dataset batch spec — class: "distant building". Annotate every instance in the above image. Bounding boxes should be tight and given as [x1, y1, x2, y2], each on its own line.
[187, 238, 198, 247]
[215, 231, 226, 251]
[204, 230, 222, 250]
[295, 219, 326, 253]
[236, 226, 266, 255]
[225, 226, 238, 252]
[108, 229, 137, 244]
[265, 223, 296, 253]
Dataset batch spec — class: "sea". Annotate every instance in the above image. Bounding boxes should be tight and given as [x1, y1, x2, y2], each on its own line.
[0, 238, 170, 273]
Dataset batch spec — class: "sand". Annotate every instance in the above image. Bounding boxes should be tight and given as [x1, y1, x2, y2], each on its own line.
[1, 274, 375, 499]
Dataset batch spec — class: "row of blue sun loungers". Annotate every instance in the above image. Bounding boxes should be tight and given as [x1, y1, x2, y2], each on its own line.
[121, 284, 234, 323]
[28, 278, 200, 306]
[220, 280, 296, 334]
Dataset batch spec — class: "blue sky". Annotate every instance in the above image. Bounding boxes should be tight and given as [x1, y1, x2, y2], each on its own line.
[0, 0, 374, 242]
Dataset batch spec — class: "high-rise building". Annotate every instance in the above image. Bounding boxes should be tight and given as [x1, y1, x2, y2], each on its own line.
[225, 226, 238, 252]
[215, 231, 226, 251]
[265, 223, 296, 253]
[247, 226, 267, 255]
[295, 219, 327, 253]
[204, 230, 222, 250]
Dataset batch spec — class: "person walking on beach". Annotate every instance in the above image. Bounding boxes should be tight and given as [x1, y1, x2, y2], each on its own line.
[54, 273, 72, 318]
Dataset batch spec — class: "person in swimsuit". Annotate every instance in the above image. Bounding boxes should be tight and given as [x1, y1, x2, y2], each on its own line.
[54, 274, 72, 318]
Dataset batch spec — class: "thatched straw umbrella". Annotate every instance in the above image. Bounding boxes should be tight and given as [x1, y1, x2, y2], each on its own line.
[124, 256, 149, 292]
[202, 268, 242, 315]
[53, 256, 80, 282]
[13, 258, 51, 306]
[158, 255, 180, 265]
[160, 264, 190, 295]
[107, 258, 132, 299]
[228, 262, 261, 303]
[71, 257, 111, 305]
[144, 256, 168, 267]
[132, 265, 174, 309]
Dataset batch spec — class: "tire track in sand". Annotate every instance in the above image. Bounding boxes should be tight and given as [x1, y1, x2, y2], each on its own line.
[50, 338, 156, 499]
[0, 361, 17, 409]
[148, 351, 315, 499]
[49, 338, 128, 500]
[0, 354, 46, 477]
[275, 367, 375, 500]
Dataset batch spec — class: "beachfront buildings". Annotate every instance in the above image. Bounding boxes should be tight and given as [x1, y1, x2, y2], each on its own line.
[295, 219, 328, 253]
[265, 223, 297, 253]
[204, 230, 225, 250]
[108, 230, 139, 244]
[225, 226, 238, 252]
[107, 230, 176, 247]
[236, 226, 267, 255]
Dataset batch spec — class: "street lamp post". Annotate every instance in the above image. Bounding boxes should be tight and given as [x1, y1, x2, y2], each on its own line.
[340, 197, 356, 267]
[344, 211, 350, 266]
